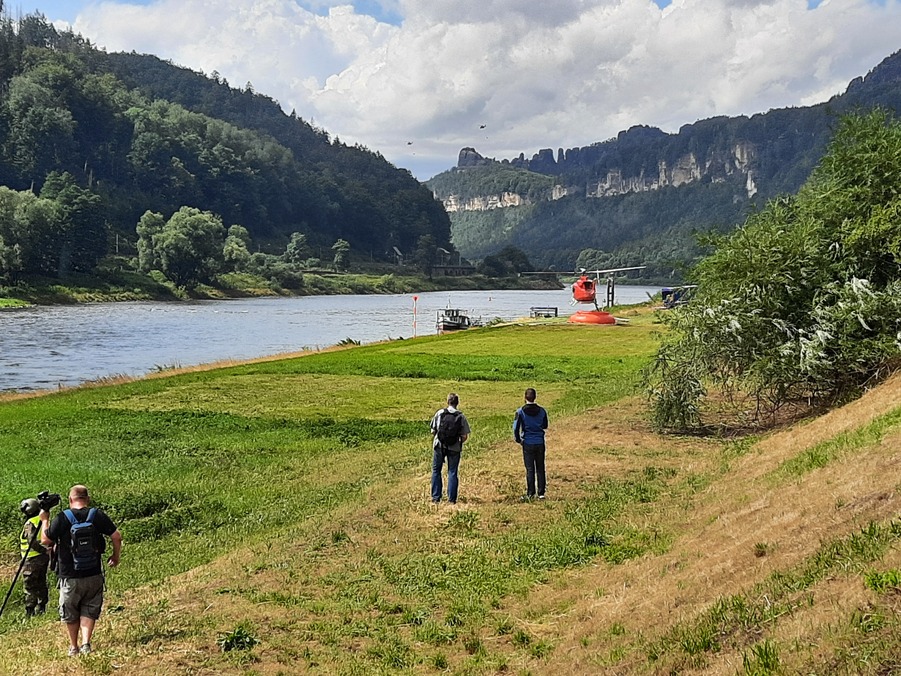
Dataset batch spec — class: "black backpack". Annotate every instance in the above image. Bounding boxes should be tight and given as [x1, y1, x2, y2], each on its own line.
[64, 508, 100, 571]
[436, 409, 463, 448]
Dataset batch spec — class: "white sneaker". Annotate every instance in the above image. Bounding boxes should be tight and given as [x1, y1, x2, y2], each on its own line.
[80, 643, 92, 656]
[67, 646, 80, 657]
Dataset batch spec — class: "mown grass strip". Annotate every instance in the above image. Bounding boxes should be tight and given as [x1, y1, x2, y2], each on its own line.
[276, 467, 676, 673]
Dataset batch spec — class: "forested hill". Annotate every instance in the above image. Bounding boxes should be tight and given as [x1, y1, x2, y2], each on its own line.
[0, 12, 449, 283]
[428, 50, 901, 274]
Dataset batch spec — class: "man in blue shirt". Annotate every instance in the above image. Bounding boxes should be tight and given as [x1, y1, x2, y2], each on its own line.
[513, 387, 550, 500]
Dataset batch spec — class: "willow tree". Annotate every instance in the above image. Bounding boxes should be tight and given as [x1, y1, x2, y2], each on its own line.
[647, 110, 901, 431]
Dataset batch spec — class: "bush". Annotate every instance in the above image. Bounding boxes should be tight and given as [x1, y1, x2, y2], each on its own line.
[647, 110, 901, 430]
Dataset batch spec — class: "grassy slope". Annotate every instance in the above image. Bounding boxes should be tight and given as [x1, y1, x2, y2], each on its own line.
[0, 307, 900, 674]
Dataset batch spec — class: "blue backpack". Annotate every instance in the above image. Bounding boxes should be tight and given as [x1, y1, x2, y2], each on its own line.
[64, 508, 100, 571]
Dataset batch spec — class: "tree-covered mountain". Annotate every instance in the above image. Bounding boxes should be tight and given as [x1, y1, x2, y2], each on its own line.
[428, 50, 901, 276]
[0, 11, 450, 283]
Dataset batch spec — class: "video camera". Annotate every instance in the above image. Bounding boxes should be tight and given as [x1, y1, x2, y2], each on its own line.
[32, 490, 60, 512]
[37, 490, 61, 511]
[20, 491, 61, 517]
[21, 492, 58, 517]
[4, 491, 61, 619]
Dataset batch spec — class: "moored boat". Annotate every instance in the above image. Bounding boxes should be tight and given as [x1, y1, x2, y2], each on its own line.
[436, 308, 474, 333]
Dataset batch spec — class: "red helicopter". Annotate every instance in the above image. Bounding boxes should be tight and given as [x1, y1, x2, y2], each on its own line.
[567, 266, 646, 324]
[571, 266, 648, 307]
[522, 265, 646, 324]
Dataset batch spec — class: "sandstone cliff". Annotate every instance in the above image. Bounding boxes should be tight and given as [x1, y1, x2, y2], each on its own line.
[441, 139, 758, 214]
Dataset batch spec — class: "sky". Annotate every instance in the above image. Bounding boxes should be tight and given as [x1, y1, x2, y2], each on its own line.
[7, 0, 901, 180]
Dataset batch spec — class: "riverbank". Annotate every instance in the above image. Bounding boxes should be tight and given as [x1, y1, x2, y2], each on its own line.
[0, 267, 561, 306]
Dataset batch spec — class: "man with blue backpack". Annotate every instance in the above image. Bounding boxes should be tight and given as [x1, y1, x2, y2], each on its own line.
[40, 485, 122, 657]
[513, 387, 550, 501]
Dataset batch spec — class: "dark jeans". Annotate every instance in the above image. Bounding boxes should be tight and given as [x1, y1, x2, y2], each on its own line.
[522, 443, 546, 497]
[431, 446, 461, 502]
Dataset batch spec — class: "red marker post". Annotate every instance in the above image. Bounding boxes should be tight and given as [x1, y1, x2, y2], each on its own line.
[412, 295, 418, 337]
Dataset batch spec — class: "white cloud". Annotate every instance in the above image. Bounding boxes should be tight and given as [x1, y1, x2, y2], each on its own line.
[69, 0, 901, 179]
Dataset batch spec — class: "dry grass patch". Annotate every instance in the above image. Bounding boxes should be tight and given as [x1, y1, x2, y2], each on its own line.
[495, 382, 901, 674]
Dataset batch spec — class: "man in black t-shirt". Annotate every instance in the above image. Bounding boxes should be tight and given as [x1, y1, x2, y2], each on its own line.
[40, 485, 122, 658]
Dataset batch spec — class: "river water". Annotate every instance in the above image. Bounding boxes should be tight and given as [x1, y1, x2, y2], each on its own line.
[0, 286, 659, 392]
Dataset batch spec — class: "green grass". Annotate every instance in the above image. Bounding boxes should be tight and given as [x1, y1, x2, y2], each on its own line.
[6, 310, 898, 673]
[0, 319, 654, 646]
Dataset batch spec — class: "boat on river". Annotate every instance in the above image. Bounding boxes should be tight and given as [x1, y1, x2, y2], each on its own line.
[436, 308, 477, 334]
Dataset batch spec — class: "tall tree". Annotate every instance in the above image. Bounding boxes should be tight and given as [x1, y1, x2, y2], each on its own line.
[4, 65, 76, 179]
[222, 225, 251, 272]
[40, 171, 106, 274]
[412, 234, 438, 279]
[331, 238, 350, 272]
[153, 206, 225, 288]
[283, 231, 310, 265]
[135, 210, 165, 273]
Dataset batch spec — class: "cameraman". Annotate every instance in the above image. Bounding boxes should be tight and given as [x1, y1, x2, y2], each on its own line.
[39, 485, 122, 658]
[18, 499, 50, 617]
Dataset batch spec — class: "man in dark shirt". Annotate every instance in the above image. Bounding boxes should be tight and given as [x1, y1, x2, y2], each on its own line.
[513, 387, 550, 500]
[40, 485, 122, 657]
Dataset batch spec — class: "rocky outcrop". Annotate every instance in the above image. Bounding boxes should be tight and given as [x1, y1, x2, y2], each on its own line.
[442, 148, 571, 212]
[444, 191, 529, 213]
[456, 147, 495, 168]
[434, 50, 901, 218]
[446, 141, 759, 212]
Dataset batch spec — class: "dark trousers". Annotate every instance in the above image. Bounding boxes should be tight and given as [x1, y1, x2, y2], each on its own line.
[22, 554, 49, 614]
[522, 443, 546, 497]
[432, 446, 461, 503]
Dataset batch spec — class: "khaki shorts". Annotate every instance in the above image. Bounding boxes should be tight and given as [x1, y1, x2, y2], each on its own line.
[58, 574, 105, 622]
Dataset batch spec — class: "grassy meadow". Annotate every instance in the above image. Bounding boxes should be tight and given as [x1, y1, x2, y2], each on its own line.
[2, 307, 901, 674]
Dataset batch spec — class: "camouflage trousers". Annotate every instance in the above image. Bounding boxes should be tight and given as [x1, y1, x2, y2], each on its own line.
[22, 553, 49, 615]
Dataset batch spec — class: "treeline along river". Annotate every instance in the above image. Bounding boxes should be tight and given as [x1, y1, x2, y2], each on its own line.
[0, 287, 659, 392]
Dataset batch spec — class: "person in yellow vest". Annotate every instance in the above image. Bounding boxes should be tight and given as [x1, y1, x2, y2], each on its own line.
[19, 498, 50, 617]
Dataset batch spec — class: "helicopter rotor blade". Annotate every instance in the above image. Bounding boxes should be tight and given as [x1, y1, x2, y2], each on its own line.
[583, 266, 646, 276]
[519, 265, 646, 277]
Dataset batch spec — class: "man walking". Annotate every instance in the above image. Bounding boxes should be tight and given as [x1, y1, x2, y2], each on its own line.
[430, 393, 471, 504]
[513, 387, 549, 500]
[40, 485, 122, 657]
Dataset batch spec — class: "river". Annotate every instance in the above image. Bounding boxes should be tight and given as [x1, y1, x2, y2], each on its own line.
[0, 286, 660, 392]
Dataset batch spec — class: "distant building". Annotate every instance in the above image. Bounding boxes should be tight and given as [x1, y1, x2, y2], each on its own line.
[431, 248, 475, 276]
[431, 262, 476, 277]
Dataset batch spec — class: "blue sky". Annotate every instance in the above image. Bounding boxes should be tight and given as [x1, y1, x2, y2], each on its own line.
[10, 0, 901, 179]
